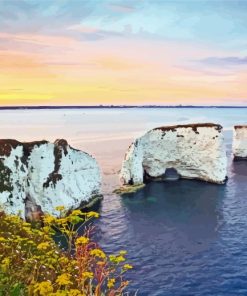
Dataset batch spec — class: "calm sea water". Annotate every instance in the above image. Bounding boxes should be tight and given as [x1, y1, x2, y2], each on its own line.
[1, 107, 247, 295]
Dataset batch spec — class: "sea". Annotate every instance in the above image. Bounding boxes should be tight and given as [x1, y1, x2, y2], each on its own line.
[0, 107, 247, 295]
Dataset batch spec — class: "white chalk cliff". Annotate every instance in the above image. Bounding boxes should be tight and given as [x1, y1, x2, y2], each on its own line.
[0, 139, 101, 219]
[233, 125, 247, 159]
[120, 123, 227, 185]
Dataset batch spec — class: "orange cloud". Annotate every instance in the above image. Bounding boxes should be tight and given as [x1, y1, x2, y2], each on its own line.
[0, 32, 77, 48]
[0, 32, 246, 106]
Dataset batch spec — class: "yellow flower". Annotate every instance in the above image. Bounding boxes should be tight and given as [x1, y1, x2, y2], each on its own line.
[109, 255, 125, 264]
[63, 229, 73, 236]
[56, 218, 68, 225]
[119, 250, 127, 255]
[71, 210, 83, 216]
[75, 236, 89, 245]
[109, 255, 117, 262]
[117, 255, 125, 263]
[86, 211, 99, 218]
[42, 226, 54, 235]
[70, 259, 78, 267]
[58, 256, 69, 265]
[37, 242, 50, 250]
[0, 237, 6, 242]
[23, 226, 33, 233]
[14, 235, 23, 242]
[50, 291, 67, 296]
[43, 215, 55, 224]
[82, 271, 93, 279]
[33, 281, 53, 295]
[107, 278, 115, 289]
[68, 289, 85, 296]
[56, 273, 72, 286]
[55, 206, 65, 211]
[123, 264, 133, 270]
[90, 249, 106, 259]
[1, 257, 10, 272]
[23, 222, 31, 227]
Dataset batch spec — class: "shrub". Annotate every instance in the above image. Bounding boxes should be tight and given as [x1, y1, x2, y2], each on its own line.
[0, 207, 133, 296]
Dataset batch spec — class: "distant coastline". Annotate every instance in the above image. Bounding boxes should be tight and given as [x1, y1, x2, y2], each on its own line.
[0, 105, 247, 110]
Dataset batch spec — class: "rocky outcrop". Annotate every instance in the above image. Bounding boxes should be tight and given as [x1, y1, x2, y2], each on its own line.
[120, 123, 227, 185]
[0, 139, 101, 219]
[233, 125, 247, 159]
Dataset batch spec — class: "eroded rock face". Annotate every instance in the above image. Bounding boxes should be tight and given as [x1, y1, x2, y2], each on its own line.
[0, 139, 101, 219]
[120, 123, 227, 185]
[233, 125, 247, 159]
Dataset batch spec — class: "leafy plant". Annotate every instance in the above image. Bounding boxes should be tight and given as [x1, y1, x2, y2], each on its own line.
[0, 207, 133, 296]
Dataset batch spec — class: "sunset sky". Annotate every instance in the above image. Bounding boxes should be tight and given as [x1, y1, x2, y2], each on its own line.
[0, 0, 247, 106]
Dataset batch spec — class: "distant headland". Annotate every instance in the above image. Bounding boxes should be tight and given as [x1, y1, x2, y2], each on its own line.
[0, 105, 247, 110]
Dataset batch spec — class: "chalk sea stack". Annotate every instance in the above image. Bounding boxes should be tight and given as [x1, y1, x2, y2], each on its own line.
[233, 125, 247, 159]
[120, 123, 227, 186]
[0, 139, 101, 220]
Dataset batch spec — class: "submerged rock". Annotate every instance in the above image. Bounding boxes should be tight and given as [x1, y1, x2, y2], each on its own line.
[233, 125, 247, 159]
[0, 139, 101, 219]
[120, 123, 227, 185]
[113, 184, 145, 195]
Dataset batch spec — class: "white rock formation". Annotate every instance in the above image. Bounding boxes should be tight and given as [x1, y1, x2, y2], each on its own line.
[233, 125, 247, 159]
[120, 123, 227, 185]
[0, 139, 101, 219]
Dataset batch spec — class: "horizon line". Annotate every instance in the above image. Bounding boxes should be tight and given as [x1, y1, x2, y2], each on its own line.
[0, 104, 247, 110]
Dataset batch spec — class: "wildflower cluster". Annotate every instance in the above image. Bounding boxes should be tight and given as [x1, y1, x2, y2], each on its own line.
[0, 207, 133, 295]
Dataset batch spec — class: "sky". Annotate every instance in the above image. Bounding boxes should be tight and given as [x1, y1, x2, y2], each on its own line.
[0, 0, 247, 106]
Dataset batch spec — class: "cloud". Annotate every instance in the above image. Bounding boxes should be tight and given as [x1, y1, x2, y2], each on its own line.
[1, 0, 247, 48]
[197, 56, 247, 67]
[0, 0, 95, 33]
[0, 32, 77, 48]
[107, 3, 135, 13]
[67, 24, 123, 41]
[175, 64, 235, 77]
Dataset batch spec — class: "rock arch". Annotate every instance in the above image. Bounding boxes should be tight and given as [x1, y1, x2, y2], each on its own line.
[233, 125, 247, 159]
[120, 123, 227, 185]
[163, 168, 180, 181]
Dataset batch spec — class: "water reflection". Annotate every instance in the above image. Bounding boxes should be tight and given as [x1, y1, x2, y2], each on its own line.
[121, 180, 226, 253]
[96, 180, 226, 295]
[231, 160, 247, 177]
